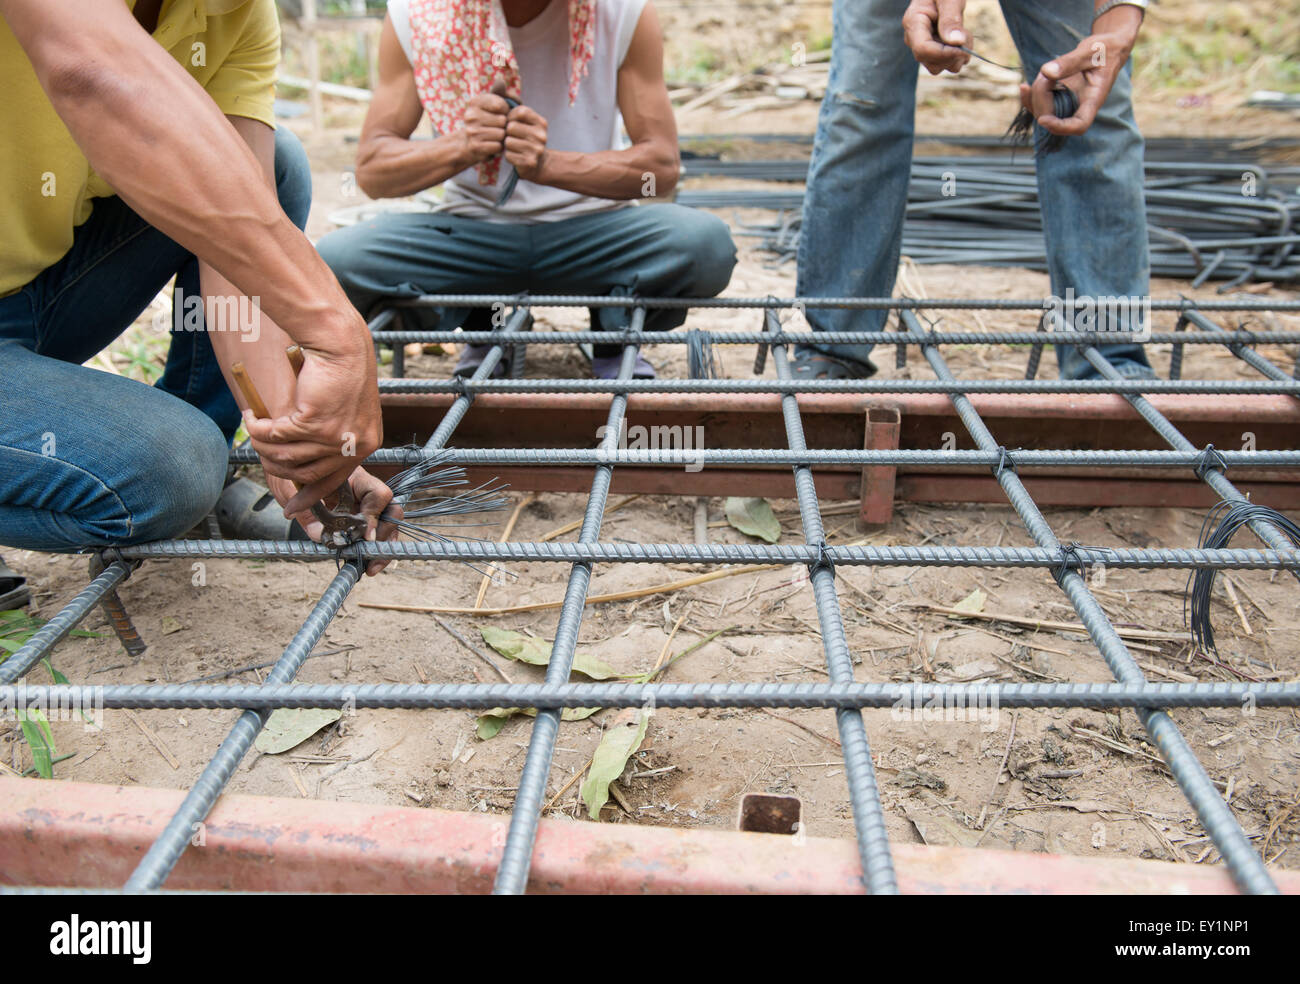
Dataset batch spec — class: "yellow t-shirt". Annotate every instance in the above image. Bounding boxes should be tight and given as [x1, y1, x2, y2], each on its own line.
[0, 0, 281, 297]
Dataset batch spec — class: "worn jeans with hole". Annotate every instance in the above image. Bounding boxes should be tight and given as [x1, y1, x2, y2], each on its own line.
[796, 0, 1152, 379]
[317, 203, 737, 357]
[0, 128, 312, 552]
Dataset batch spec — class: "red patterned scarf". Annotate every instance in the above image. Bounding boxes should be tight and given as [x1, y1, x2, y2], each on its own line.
[408, 0, 597, 185]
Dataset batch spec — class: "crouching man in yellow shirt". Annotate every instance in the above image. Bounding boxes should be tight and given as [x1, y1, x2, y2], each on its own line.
[0, 0, 397, 578]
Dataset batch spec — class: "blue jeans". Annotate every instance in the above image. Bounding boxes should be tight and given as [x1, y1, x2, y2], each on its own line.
[797, 0, 1152, 380]
[0, 128, 313, 552]
[317, 204, 737, 356]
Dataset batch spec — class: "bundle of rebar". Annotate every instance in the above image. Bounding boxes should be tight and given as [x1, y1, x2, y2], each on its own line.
[679, 154, 1300, 286]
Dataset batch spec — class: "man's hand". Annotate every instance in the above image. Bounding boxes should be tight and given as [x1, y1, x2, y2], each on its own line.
[461, 91, 510, 164]
[1026, 4, 1143, 137]
[267, 467, 404, 576]
[241, 336, 384, 514]
[504, 104, 549, 182]
[902, 0, 970, 75]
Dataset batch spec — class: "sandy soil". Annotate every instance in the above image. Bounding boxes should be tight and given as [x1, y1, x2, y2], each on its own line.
[6, 2, 1300, 883]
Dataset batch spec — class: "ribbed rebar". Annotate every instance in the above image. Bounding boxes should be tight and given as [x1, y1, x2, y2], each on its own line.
[106, 538, 1300, 570]
[7, 682, 1295, 711]
[767, 308, 897, 894]
[1180, 310, 1298, 383]
[122, 561, 362, 891]
[229, 447, 1300, 468]
[389, 295, 1300, 312]
[492, 308, 645, 895]
[1080, 344, 1300, 572]
[377, 377, 1300, 395]
[369, 329, 1300, 346]
[0, 562, 133, 684]
[909, 311, 1278, 895]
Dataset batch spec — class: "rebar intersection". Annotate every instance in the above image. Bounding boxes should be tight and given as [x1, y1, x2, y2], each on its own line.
[6, 294, 1300, 895]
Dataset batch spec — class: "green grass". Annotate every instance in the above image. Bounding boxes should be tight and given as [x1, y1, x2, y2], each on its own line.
[1, 611, 104, 779]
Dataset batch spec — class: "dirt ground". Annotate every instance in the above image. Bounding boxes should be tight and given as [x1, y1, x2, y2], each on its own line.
[6, 2, 1300, 884]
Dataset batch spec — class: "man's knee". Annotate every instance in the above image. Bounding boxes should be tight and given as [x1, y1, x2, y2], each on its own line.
[274, 128, 313, 231]
[680, 212, 737, 297]
[119, 409, 228, 544]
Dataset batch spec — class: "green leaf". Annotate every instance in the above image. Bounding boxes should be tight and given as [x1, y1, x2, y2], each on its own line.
[479, 626, 623, 681]
[255, 708, 342, 754]
[476, 713, 509, 740]
[19, 709, 56, 779]
[42, 660, 95, 725]
[725, 496, 781, 543]
[581, 708, 650, 819]
[475, 705, 600, 740]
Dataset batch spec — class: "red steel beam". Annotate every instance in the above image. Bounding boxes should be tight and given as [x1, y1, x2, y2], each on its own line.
[2, 778, 1294, 895]
[379, 392, 1300, 515]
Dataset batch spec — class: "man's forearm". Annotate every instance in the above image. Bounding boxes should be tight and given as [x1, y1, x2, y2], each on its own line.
[355, 130, 478, 199]
[535, 145, 679, 201]
[6, 0, 364, 360]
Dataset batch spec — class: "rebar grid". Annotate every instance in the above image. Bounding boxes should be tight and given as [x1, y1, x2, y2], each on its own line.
[13, 295, 1300, 896]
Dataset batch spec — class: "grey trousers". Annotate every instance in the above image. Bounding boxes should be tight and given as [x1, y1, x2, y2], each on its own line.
[318, 203, 737, 353]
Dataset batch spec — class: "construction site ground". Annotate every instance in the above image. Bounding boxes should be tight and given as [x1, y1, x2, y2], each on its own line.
[6, 0, 1299, 881]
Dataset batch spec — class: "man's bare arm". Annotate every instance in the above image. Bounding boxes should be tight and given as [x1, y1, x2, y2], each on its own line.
[3, 0, 364, 362]
[514, 2, 680, 200]
[3, 0, 381, 494]
[354, 14, 505, 199]
[204, 117, 397, 573]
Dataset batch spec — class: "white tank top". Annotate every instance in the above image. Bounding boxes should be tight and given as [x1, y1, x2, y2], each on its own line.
[388, 0, 647, 223]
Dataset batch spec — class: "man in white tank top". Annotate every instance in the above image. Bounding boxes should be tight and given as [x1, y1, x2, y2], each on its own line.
[318, 0, 736, 379]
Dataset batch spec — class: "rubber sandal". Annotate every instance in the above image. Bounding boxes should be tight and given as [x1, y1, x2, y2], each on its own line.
[453, 344, 510, 379]
[791, 351, 876, 380]
[215, 477, 309, 540]
[0, 555, 29, 611]
[591, 352, 656, 379]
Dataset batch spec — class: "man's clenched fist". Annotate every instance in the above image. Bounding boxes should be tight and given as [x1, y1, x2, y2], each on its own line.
[504, 103, 548, 182]
[462, 91, 509, 163]
[902, 0, 970, 75]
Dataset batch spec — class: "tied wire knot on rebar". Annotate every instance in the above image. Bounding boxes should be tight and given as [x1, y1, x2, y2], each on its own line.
[1052, 540, 1084, 585]
[808, 540, 836, 578]
[1194, 444, 1229, 479]
[993, 446, 1017, 478]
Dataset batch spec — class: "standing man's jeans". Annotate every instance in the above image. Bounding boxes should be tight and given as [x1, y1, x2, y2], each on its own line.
[797, 0, 1152, 380]
[0, 128, 313, 552]
[318, 204, 737, 356]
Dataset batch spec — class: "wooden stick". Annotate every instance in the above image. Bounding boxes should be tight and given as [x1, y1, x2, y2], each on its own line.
[537, 494, 642, 542]
[431, 615, 512, 683]
[230, 362, 270, 419]
[474, 493, 537, 609]
[912, 603, 1190, 642]
[758, 708, 841, 748]
[123, 708, 180, 770]
[361, 563, 784, 617]
[651, 614, 687, 678]
[1223, 576, 1253, 636]
[544, 753, 595, 813]
[977, 711, 1017, 830]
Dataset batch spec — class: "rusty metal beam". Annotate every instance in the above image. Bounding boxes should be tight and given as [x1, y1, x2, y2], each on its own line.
[378, 392, 1300, 516]
[2, 779, 1293, 895]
